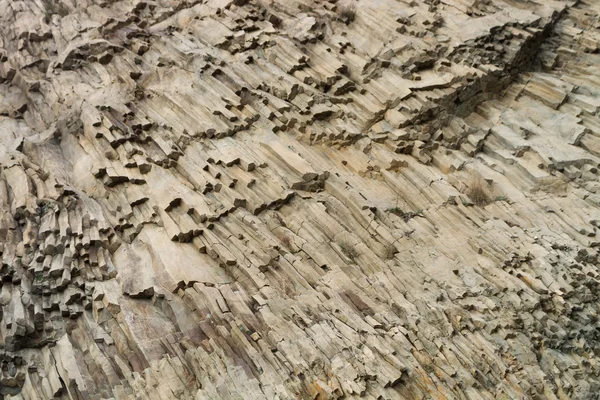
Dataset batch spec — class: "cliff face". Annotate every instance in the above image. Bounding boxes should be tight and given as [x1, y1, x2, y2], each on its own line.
[0, 0, 599, 398]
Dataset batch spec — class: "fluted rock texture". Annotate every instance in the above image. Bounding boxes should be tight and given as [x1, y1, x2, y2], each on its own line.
[0, 0, 599, 398]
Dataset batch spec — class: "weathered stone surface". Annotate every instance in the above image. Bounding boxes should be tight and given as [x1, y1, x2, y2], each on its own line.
[0, 0, 599, 399]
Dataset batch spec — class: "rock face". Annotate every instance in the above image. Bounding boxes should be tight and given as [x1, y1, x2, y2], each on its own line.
[0, 0, 599, 398]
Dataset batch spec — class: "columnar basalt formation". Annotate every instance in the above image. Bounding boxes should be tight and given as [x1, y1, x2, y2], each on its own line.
[0, 0, 599, 399]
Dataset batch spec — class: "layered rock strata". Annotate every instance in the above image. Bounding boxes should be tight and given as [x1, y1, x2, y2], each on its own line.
[0, 0, 599, 399]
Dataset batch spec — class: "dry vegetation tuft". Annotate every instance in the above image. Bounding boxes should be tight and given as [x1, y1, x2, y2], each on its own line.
[466, 177, 490, 207]
[338, 3, 357, 24]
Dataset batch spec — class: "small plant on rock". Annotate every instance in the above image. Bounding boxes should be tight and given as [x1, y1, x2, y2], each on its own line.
[337, 4, 356, 24]
[34, 272, 44, 282]
[42, 0, 69, 22]
[466, 177, 490, 207]
[37, 200, 52, 215]
[384, 244, 397, 260]
[280, 235, 292, 250]
[386, 207, 404, 216]
[386, 207, 423, 222]
[339, 241, 359, 261]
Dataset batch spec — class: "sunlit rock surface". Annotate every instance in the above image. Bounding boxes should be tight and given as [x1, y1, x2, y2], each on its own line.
[0, 0, 599, 398]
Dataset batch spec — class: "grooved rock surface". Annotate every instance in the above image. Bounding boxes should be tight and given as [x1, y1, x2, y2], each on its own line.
[0, 0, 599, 399]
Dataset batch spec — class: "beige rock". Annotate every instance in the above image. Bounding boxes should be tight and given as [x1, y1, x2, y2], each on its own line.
[0, 0, 598, 399]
